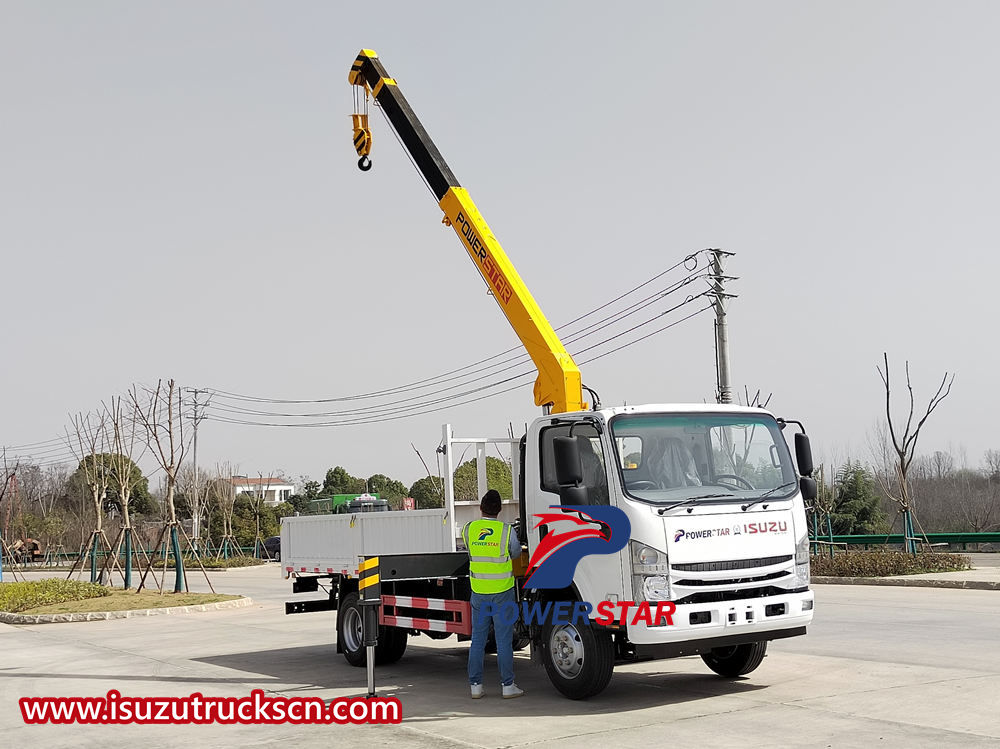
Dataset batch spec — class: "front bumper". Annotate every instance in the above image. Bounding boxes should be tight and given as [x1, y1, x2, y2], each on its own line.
[625, 589, 814, 646]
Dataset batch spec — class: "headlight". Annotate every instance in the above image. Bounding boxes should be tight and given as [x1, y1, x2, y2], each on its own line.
[630, 542, 671, 602]
[642, 575, 670, 601]
[633, 543, 661, 566]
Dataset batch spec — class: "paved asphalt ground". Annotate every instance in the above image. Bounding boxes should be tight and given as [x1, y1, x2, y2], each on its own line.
[3, 563, 999, 748]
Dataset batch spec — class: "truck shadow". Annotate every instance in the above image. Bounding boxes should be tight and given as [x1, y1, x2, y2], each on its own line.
[194, 640, 768, 717]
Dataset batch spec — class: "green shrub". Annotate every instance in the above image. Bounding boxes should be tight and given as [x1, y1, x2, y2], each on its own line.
[152, 555, 266, 569]
[0, 579, 111, 614]
[811, 550, 971, 577]
[197, 555, 266, 569]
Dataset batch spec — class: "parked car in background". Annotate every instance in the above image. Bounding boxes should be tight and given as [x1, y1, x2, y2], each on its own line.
[261, 536, 281, 561]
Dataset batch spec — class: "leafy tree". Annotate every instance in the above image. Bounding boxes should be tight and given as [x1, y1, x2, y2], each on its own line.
[299, 480, 321, 499]
[68, 453, 154, 517]
[831, 462, 886, 535]
[453, 457, 512, 502]
[367, 474, 409, 508]
[320, 466, 366, 497]
[229, 496, 296, 546]
[287, 495, 313, 515]
[409, 476, 444, 509]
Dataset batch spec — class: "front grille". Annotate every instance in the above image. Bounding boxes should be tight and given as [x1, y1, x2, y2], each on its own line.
[672, 554, 792, 572]
[675, 570, 790, 587]
[674, 585, 807, 606]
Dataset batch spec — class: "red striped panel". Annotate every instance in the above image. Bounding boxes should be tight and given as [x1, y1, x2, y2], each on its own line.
[381, 615, 468, 635]
[382, 595, 469, 614]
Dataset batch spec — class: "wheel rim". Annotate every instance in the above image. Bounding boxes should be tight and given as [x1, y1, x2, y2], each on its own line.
[548, 623, 585, 679]
[342, 606, 364, 652]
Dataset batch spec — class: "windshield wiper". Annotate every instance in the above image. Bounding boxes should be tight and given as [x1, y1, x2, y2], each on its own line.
[741, 482, 797, 512]
[657, 493, 734, 514]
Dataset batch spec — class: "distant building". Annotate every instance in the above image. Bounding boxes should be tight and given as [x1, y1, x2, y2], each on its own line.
[231, 476, 295, 507]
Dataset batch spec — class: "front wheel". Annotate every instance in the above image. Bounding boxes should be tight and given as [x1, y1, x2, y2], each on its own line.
[701, 641, 767, 677]
[540, 620, 614, 699]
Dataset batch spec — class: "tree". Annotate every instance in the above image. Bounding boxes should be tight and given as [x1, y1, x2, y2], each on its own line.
[409, 476, 444, 509]
[453, 457, 513, 502]
[67, 411, 111, 583]
[299, 480, 321, 499]
[208, 463, 239, 558]
[320, 466, 366, 497]
[830, 462, 885, 535]
[0, 448, 21, 576]
[367, 474, 408, 508]
[983, 450, 1000, 482]
[874, 354, 954, 554]
[131, 378, 193, 592]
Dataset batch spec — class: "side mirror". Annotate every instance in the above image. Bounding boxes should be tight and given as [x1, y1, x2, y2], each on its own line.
[553, 436, 583, 486]
[794, 432, 814, 477]
[799, 476, 817, 502]
[552, 436, 589, 505]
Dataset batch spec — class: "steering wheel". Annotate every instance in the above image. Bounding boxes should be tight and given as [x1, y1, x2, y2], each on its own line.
[626, 480, 660, 491]
[713, 474, 755, 490]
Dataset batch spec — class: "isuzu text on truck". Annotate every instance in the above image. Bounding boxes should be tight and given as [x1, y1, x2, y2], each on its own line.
[281, 49, 816, 699]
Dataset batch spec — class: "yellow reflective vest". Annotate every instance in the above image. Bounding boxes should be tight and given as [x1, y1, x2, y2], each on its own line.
[463, 518, 514, 594]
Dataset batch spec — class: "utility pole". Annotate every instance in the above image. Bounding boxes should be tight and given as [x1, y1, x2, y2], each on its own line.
[189, 388, 208, 548]
[708, 250, 738, 405]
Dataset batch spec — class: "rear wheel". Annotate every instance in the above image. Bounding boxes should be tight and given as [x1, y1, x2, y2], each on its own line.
[540, 620, 614, 699]
[701, 641, 768, 677]
[376, 626, 408, 665]
[337, 592, 408, 667]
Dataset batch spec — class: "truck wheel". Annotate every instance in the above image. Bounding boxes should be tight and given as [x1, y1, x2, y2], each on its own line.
[540, 620, 614, 700]
[337, 593, 368, 667]
[338, 593, 409, 667]
[701, 641, 768, 677]
[375, 627, 408, 665]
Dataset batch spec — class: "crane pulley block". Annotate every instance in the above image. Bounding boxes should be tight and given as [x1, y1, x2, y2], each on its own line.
[352, 113, 372, 171]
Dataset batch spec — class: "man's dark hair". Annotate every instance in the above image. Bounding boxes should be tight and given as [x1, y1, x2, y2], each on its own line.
[480, 489, 503, 517]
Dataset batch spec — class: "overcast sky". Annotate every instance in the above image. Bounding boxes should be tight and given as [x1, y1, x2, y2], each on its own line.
[2, 2, 996, 489]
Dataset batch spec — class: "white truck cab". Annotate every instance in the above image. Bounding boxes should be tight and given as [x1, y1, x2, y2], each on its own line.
[519, 404, 815, 695]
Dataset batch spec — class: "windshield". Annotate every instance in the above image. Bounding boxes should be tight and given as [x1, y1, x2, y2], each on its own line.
[610, 413, 798, 505]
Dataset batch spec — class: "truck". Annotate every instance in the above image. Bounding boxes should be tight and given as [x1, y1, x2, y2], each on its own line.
[281, 49, 817, 699]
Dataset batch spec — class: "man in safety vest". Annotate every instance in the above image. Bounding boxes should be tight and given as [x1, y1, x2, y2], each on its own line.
[463, 489, 524, 699]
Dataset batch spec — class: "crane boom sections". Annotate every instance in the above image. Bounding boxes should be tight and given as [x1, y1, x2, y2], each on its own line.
[349, 49, 584, 413]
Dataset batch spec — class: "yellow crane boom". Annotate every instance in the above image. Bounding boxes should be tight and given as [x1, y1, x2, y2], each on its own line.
[348, 49, 584, 413]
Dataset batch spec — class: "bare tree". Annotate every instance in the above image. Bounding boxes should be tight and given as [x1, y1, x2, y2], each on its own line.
[930, 450, 955, 480]
[131, 379, 194, 593]
[210, 462, 239, 558]
[984, 450, 1000, 481]
[67, 411, 112, 582]
[0, 448, 23, 580]
[874, 353, 954, 553]
[105, 395, 148, 588]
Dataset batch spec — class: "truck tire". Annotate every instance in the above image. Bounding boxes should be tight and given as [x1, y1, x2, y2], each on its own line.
[375, 626, 408, 665]
[540, 620, 614, 700]
[337, 593, 410, 667]
[701, 641, 768, 677]
[337, 593, 368, 667]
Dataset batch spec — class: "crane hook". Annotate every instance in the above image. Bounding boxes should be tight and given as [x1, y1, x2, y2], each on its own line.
[358, 156, 372, 171]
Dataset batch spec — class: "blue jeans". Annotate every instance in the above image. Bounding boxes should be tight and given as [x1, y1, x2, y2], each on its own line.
[468, 587, 516, 687]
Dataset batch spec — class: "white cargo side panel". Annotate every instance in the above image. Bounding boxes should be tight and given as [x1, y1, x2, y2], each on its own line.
[282, 509, 452, 574]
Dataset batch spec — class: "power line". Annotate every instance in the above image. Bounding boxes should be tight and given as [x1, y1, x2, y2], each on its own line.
[202, 296, 715, 428]
[206, 252, 711, 405]
[201, 291, 712, 422]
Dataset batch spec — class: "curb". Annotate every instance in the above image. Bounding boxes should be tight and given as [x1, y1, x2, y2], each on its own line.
[0, 596, 255, 625]
[813, 576, 1000, 591]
